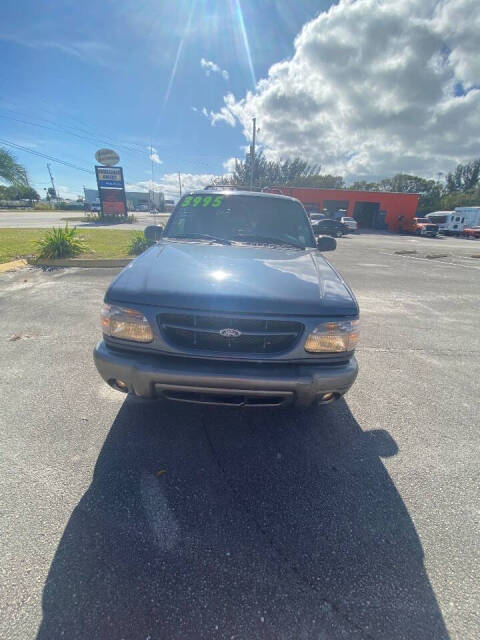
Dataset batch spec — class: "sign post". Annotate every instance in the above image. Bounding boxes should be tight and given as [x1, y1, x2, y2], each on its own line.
[94, 149, 127, 218]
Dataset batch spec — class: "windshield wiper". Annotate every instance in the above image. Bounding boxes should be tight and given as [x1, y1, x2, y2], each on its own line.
[163, 233, 231, 245]
[231, 234, 305, 249]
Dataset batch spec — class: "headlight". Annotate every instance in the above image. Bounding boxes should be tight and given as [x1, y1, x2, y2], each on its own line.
[304, 319, 359, 353]
[101, 304, 153, 343]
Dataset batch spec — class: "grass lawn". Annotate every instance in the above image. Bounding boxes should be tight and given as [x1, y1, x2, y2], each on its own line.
[0, 228, 139, 263]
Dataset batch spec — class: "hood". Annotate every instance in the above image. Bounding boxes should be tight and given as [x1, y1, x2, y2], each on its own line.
[107, 241, 358, 316]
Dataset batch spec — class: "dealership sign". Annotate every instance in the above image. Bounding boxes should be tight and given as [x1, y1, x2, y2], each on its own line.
[95, 148, 120, 166]
[95, 165, 127, 217]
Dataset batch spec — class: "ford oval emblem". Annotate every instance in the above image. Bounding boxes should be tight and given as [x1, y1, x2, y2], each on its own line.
[219, 328, 242, 338]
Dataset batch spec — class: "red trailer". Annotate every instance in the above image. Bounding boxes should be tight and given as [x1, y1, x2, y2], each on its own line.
[264, 187, 419, 232]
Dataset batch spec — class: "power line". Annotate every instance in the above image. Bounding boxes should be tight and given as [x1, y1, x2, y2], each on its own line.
[0, 111, 148, 160]
[0, 93, 149, 158]
[0, 138, 94, 174]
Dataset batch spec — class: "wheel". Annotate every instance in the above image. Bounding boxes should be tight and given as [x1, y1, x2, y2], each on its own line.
[335, 230, 342, 238]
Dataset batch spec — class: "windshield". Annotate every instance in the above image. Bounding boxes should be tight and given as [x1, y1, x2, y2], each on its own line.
[165, 193, 315, 248]
[427, 214, 448, 224]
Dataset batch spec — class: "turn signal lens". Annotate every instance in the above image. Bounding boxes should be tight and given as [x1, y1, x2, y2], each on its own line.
[101, 304, 153, 343]
[304, 319, 359, 353]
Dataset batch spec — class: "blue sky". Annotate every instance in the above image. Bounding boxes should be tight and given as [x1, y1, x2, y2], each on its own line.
[1, 0, 478, 199]
[0, 0, 328, 199]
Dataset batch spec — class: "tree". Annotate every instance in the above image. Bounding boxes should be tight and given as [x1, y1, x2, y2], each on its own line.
[374, 173, 443, 214]
[218, 151, 321, 189]
[440, 189, 480, 210]
[349, 181, 380, 191]
[0, 184, 39, 201]
[293, 174, 345, 189]
[445, 159, 480, 193]
[0, 147, 29, 186]
[13, 185, 40, 200]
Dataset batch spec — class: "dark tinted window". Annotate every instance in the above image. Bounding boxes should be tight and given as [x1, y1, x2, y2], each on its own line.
[166, 193, 315, 247]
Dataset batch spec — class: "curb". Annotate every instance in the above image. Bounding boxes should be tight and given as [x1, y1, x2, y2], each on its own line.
[26, 257, 132, 268]
[0, 259, 28, 273]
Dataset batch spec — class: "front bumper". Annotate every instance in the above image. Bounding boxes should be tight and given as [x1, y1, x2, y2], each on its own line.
[93, 340, 358, 408]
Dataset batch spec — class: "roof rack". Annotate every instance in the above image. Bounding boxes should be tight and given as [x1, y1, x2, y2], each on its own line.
[203, 184, 262, 192]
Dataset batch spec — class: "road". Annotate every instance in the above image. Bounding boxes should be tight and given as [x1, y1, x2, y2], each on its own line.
[0, 209, 169, 230]
[1, 234, 479, 639]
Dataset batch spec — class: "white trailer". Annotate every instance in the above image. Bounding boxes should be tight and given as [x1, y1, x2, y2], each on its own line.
[455, 207, 480, 228]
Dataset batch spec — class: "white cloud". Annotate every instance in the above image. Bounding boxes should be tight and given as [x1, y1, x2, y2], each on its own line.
[0, 33, 113, 64]
[148, 146, 163, 165]
[126, 172, 221, 201]
[222, 157, 237, 173]
[207, 0, 480, 179]
[200, 57, 229, 80]
[203, 94, 237, 127]
[56, 185, 83, 200]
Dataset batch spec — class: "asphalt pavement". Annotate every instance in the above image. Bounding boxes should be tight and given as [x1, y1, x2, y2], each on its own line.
[0, 233, 479, 639]
[0, 209, 169, 230]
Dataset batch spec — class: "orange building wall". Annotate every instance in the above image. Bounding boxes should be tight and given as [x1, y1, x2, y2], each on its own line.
[265, 187, 419, 232]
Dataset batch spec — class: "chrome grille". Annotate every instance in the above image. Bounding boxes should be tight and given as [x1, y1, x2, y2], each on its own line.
[158, 313, 303, 354]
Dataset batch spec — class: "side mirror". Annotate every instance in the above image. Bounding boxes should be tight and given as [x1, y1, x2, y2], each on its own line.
[144, 225, 164, 243]
[316, 235, 336, 251]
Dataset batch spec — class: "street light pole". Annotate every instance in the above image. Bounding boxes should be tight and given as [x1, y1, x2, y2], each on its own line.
[249, 117, 256, 190]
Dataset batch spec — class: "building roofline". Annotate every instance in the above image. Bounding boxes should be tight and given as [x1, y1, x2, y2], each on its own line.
[265, 185, 420, 196]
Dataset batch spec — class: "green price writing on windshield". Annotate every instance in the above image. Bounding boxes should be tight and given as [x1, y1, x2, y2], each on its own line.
[181, 195, 224, 208]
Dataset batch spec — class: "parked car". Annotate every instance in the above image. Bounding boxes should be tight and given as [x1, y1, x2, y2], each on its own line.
[309, 212, 327, 222]
[309, 212, 327, 231]
[312, 218, 347, 237]
[462, 226, 480, 239]
[94, 191, 359, 409]
[340, 216, 358, 232]
[400, 217, 438, 237]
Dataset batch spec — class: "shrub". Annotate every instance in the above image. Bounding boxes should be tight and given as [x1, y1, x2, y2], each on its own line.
[36, 224, 87, 259]
[34, 202, 53, 211]
[53, 201, 84, 211]
[128, 231, 155, 255]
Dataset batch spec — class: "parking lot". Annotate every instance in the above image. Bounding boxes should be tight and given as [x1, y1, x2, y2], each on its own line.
[1, 233, 479, 639]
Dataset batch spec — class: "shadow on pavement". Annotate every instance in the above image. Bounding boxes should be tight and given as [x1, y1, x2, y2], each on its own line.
[37, 397, 448, 639]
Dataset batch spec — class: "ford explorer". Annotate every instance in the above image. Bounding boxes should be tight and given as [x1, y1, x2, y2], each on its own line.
[93, 190, 359, 408]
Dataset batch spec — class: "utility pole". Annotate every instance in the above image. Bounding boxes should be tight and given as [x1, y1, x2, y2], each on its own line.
[46, 163, 58, 198]
[150, 141, 155, 213]
[249, 117, 256, 190]
[178, 172, 182, 198]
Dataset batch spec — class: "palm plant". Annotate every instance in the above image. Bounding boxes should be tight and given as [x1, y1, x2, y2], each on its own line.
[0, 147, 29, 186]
[36, 224, 88, 259]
